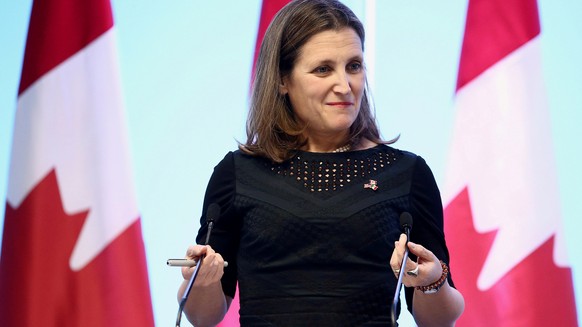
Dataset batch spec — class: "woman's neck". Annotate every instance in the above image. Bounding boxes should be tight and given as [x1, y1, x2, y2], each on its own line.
[301, 138, 376, 153]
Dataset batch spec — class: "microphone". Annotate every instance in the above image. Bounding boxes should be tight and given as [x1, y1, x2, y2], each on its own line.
[390, 212, 413, 326]
[175, 203, 222, 327]
[204, 203, 221, 244]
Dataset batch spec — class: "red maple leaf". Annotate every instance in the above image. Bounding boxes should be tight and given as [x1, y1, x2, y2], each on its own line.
[445, 187, 578, 326]
[0, 169, 154, 326]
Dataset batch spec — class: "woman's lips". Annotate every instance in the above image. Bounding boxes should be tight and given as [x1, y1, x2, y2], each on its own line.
[327, 101, 353, 107]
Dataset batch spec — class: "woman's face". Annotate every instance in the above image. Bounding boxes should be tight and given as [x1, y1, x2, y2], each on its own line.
[280, 28, 365, 142]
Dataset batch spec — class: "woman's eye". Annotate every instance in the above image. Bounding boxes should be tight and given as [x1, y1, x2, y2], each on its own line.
[348, 62, 362, 73]
[313, 66, 330, 74]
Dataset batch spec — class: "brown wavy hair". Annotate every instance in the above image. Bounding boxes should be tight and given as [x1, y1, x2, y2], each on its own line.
[240, 0, 395, 162]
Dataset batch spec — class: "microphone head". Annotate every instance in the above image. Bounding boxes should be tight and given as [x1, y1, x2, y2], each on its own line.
[399, 212, 413, 230]
[207, 203, 221, 224]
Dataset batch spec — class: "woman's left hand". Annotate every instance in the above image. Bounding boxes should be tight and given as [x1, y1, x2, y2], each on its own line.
[390, 233, 443, 288]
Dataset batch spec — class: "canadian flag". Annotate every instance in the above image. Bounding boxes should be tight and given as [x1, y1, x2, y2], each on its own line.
[0, 0, 155, 326]
[443, 0, 578, 326]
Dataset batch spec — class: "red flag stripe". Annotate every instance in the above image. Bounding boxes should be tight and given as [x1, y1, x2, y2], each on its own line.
[446, 0, 579, 325]
[456, 0, 540, 90]
[3, 0, 155, 325]
[251, 0, 291, 74]
[18, 0, 113, 95]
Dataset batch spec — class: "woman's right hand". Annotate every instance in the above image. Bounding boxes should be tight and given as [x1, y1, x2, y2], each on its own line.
[178, 245, 230, 326]
[181, 245, 226, 288]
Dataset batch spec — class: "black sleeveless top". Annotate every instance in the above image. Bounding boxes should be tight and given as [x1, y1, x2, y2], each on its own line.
[196, 145, 454, 326]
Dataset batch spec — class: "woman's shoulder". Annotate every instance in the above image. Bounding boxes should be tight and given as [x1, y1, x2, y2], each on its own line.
[228, 149, 275, 171]
[373, 143, 417, 159]
[371, 144, 435, 176]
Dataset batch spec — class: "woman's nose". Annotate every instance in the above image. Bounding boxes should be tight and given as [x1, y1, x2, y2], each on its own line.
[332, 72, 351, 94]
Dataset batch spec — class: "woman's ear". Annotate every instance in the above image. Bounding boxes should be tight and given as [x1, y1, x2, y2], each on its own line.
[279, 77, 289, 95]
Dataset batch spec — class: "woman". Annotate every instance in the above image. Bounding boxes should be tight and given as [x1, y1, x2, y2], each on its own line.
[177, 0, 464, 326]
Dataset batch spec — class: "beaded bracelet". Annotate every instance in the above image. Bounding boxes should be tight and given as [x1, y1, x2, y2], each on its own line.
[416, 260, 449, 294]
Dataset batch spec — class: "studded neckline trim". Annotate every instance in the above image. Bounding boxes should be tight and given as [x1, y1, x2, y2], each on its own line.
[267, 144, 399, 193]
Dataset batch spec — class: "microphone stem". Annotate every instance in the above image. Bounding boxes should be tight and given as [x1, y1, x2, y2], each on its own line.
[391, 226, 411, 326]
[175, 220, 214, 326]
[204, 221, 214, 245]
[176, 254, 204, 326]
